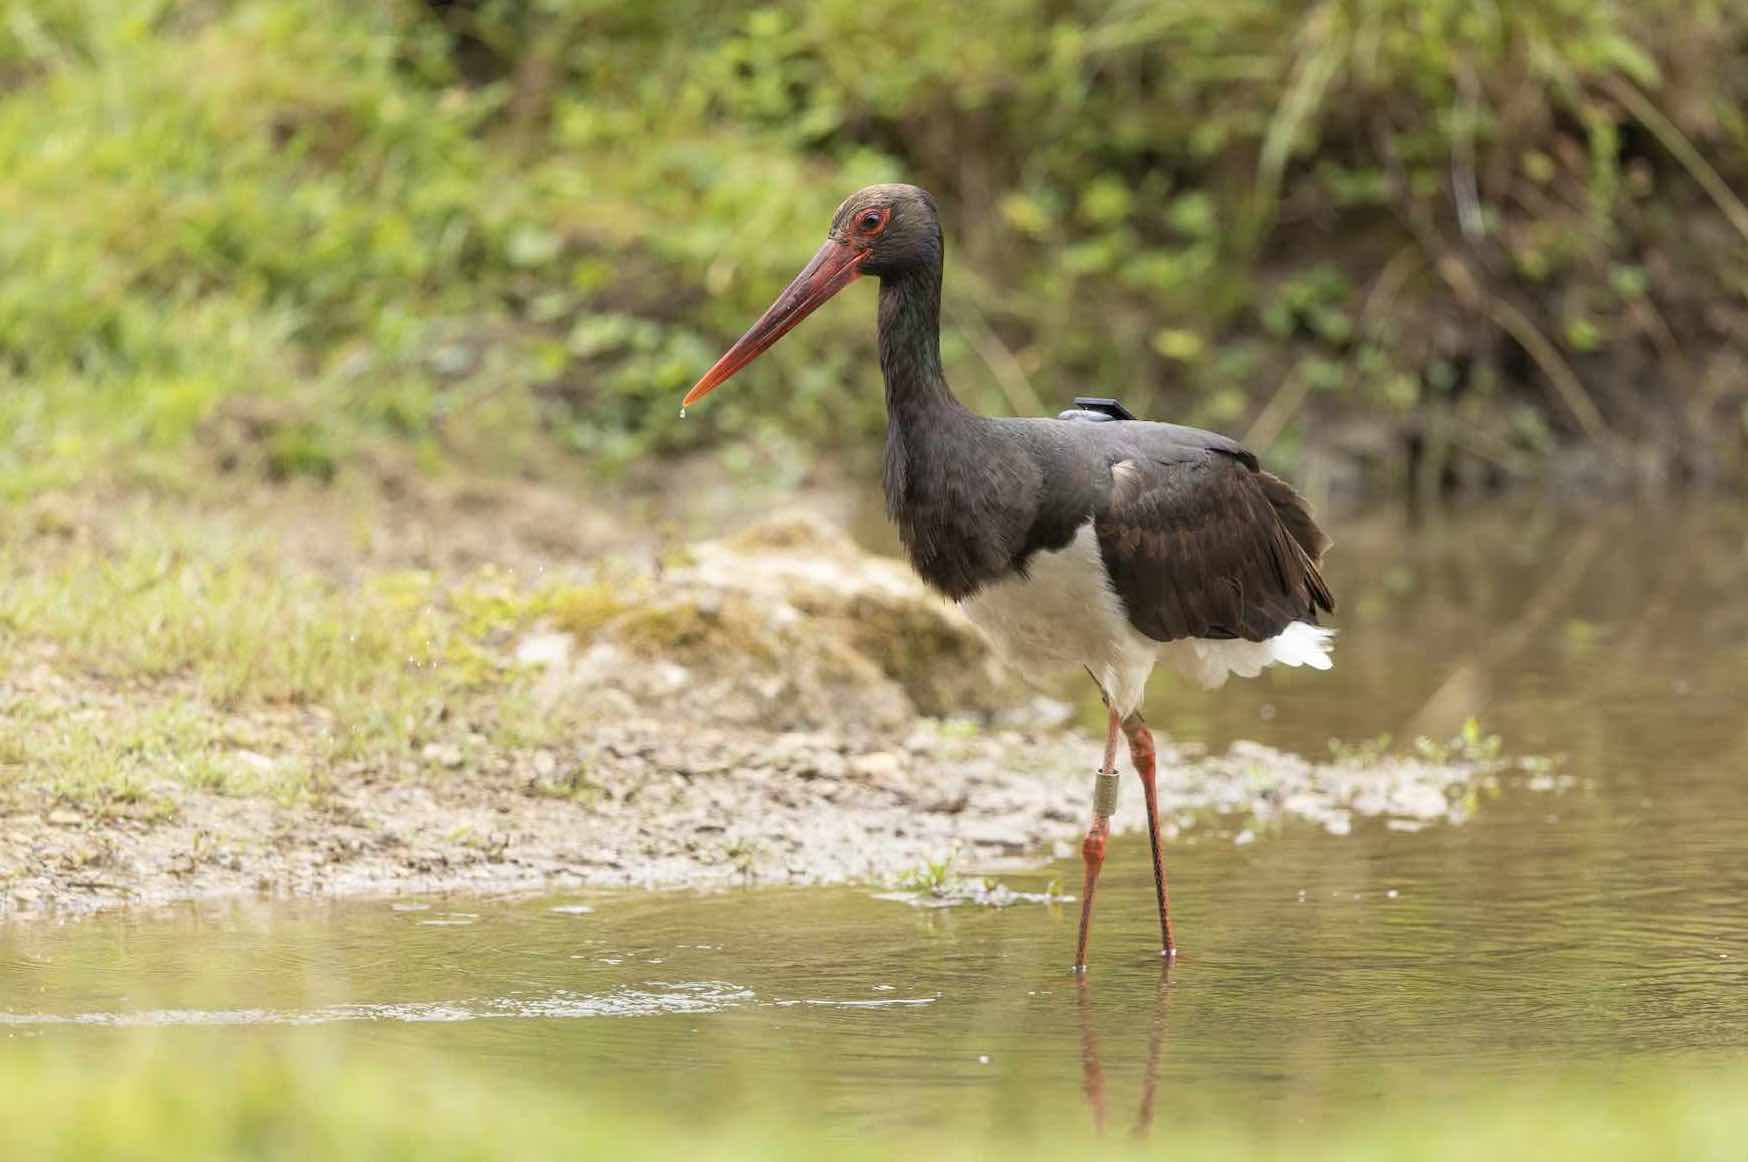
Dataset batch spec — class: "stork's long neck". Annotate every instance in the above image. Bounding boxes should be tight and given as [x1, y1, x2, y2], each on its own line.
[876, 265, 957, 421]
[877, 263, 975, 513]
[876, 259, 1036, 600]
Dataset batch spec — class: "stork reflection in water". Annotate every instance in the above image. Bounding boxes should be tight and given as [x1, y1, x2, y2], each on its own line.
[1078, 967, 1172, 1139]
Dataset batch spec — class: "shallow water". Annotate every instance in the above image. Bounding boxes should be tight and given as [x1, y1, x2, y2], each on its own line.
[4, 502, 1747, 1136]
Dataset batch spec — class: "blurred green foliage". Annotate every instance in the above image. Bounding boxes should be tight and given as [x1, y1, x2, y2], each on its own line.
[2, 0, 1745, 497]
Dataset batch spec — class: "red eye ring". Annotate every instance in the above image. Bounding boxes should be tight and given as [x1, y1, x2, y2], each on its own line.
[857, 208, 889, 236]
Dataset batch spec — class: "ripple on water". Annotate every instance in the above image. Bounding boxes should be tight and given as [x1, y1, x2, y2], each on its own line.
[0, 982, 757, 1028]
[770, 997, 938, 1009]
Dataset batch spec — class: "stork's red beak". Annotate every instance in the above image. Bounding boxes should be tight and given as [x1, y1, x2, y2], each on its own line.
[681, 238, 866, 408]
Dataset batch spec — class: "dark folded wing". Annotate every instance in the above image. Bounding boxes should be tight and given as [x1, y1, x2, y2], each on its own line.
[1095, 447, 1333, 643]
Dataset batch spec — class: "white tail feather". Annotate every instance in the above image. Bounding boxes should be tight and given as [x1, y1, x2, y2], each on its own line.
[1267, 621, 1336, 670]
[1171, 621, 1336, 690]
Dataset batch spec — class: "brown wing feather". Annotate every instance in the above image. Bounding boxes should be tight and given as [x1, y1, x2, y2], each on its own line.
[1256, 470, 1333, 565]
[1096, 450, 1334, 643]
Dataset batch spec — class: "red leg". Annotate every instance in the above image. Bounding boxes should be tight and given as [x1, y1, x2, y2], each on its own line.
[1124, 714, 1177, 958]
[1074, 708, 1123, 972]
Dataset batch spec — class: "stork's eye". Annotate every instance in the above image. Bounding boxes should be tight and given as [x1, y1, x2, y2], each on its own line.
[856, 208, 889, 236]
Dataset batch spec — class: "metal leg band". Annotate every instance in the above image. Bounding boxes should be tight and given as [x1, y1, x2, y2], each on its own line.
[1092, 770, 1121, 818]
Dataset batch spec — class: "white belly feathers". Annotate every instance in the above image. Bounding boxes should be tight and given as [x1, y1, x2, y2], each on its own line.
[959, 524, 1333, 717]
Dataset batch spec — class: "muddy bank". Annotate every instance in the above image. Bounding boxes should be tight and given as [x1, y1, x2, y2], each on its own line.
[1, 712, 1516, 919]
[0, 509, 1533, 919]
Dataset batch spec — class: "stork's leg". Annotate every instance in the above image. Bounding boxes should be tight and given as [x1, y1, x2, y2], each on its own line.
[1074, 707, 1123, 972]
[1123, 713, 1177, 958]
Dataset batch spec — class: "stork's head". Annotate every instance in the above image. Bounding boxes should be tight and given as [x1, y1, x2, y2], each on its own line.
[828, 182, 942, 279]
[681, 184, 940, 408]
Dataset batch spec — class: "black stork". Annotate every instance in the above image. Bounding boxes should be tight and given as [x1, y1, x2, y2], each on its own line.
[682, 184, 1335, 970]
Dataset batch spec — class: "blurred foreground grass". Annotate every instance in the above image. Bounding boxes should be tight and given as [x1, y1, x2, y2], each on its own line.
[0, 1042, 1744, 1162]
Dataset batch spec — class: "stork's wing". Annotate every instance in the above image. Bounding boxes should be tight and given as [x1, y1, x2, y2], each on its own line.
[1094, 443, 1333, 643]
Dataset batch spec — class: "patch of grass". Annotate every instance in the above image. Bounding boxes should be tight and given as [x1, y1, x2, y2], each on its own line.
[1413, 717, 1505, 765]
[0, 505, 591, 806]
[1328, 732, 1396, 765]
[3, 547, 453, 718]
[1329, 718, 1518, 768]
[888, 856, 1069, 908]
[896, 851, 963, 895]
[0, 698, 218, 809]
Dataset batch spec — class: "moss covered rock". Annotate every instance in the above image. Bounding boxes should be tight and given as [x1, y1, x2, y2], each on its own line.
[547, 513, 1015, 731]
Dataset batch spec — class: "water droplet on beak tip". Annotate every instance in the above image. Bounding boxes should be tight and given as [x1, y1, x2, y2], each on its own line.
[679, 405, 687, 419]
